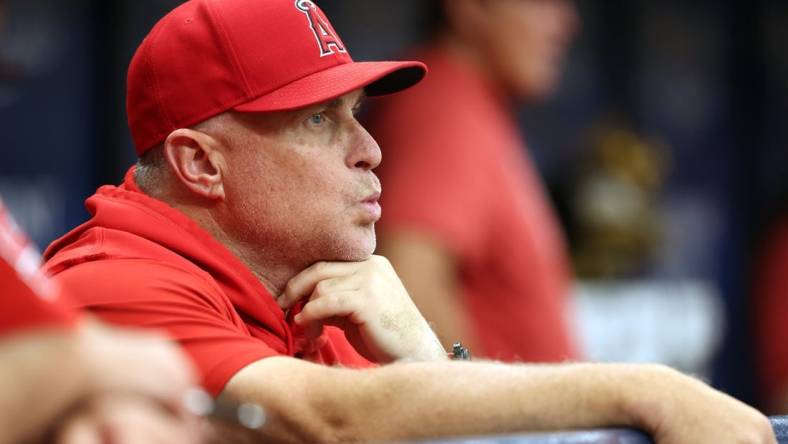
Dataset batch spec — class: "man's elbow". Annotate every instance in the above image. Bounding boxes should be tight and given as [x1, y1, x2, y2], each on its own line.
[263, 396, 367, 443]
[219, 357, 379, 443]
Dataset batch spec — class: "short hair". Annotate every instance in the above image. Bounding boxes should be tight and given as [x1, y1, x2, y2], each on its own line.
[132, 116, 229, 195]
[134, 144, 166, 195]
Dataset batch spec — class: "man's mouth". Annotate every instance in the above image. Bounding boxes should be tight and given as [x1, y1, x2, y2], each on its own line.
[362, 191, 381, 204]
[360, 191, 382, 220]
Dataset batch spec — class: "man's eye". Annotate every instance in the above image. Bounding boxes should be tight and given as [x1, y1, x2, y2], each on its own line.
[308, 113, 325, 125]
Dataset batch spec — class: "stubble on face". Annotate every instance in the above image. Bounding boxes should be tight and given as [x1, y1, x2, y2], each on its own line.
[206, 92, 380, 288]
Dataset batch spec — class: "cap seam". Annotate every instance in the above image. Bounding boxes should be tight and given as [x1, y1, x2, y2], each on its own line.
[236, 61, 425, 106]
[204, 0, 253, 96]
[144, 21, 176, 132]
[160, 61, 359, 140]
[143, 93, 260, 150]
[237, 57, 349, 105]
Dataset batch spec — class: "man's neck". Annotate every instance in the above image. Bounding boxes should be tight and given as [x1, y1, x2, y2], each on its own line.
[136, 172, 298, 297]
[171, 202, 295, 297]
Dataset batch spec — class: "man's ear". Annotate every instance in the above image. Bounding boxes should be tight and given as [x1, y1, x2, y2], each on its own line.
[163, 128, 226, 200]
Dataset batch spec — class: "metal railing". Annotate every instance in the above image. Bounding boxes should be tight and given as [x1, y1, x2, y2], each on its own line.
[419, 416, 788, 444]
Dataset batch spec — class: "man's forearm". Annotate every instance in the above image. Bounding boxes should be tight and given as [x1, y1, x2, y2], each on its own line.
[0, 331, 88, 444]
[321, 361, 651, 441]
[222, 358, 668, 443]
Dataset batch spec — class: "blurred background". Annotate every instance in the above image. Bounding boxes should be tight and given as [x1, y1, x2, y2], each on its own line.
[0, 0, 785, 412]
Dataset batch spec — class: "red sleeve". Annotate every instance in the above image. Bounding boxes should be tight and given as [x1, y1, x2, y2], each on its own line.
[0, 201, 76, 336]
[54, 259, 277, 395]
[371, 98, 492, 259]
[755, 221, 788, 402]
[0, 260, 76, 336]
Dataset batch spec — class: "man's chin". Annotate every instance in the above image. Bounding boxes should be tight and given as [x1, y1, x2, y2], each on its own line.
[327, 251, 374, 263]
[322, 233, 376, 263]
[344, 244, 376, 262]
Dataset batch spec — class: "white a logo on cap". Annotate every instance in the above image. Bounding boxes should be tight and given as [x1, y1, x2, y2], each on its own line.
[295, 0, 347, 57]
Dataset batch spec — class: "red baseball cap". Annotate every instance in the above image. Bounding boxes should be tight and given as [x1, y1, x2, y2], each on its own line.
[127, 0, 427, 155]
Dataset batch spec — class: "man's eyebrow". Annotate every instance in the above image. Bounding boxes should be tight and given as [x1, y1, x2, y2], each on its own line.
[324, 93, 367, 110]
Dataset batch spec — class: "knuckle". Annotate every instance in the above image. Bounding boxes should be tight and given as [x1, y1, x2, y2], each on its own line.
[284, 280, 298, 297]
[304, 298, 323, 313]
[369, 273, 385, 289]
[314, 261, 329, 274]
[353, 267, 373, 284]
[326, 293, 344, 308]
[314, 280, 330, 295]
[300, 307, 317, 322]
[372, 255, 392, 268]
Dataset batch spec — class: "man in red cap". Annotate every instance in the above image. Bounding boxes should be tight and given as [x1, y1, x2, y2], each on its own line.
[44, 0, 775, 442]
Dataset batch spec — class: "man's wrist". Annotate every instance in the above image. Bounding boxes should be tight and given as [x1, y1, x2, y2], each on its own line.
[405, 327, 449, 362]
[612, 363, 676, 432]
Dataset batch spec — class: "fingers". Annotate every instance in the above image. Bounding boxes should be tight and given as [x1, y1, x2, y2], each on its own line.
[282, 255, 442, 363]
[279, 261, 361, 309]
[56, 414, 103, 444]
[77, 322, 197, 408]
[58, 395, 199, 444]
[294, 291, 363, 326]
[103, 402, 196, 444]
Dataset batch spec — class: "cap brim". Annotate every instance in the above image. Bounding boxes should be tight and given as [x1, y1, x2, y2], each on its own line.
[234, 60, 426, 112]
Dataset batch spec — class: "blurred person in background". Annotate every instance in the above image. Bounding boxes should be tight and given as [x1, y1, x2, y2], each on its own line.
[0, 199, 199, 444]
[370, 0, 580, 361]
[754, 190, 788, 415]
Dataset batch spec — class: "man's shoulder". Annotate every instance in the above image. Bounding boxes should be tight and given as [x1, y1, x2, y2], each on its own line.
[48, 223, 195, 268]
[45, 226, 225, 309]
[57, 257, 225, 307]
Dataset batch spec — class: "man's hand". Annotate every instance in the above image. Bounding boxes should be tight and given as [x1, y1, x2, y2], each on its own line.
[278, 255, 447, 363]
[51, 323, 204, 443]
[53, 394, 201, 444]
[75, 321, 196, 411]
[632, 365, 776, 444]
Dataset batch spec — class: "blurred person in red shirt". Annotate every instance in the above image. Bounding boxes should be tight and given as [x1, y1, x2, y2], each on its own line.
[754, 207, 788, 414]
[370, 0, 580, 361]
[0, 199, 199, 444]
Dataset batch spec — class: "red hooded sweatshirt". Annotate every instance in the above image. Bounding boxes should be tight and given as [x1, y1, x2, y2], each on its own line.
[44, 169, 371, 395]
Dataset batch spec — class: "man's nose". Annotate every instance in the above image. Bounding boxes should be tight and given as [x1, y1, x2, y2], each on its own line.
[346, 122, 382, 171]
